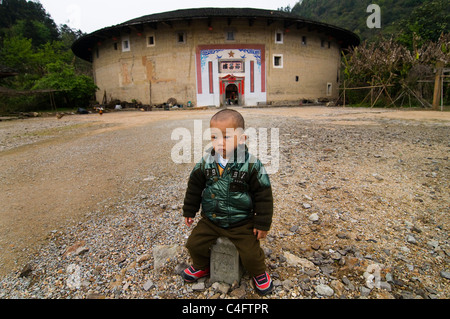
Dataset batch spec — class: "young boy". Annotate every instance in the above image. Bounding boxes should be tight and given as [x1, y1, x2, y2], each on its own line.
[181, 109, 274, 295]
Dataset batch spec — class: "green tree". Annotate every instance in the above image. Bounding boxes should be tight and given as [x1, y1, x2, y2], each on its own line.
[0, 1, 95, 113]
[32, 61, 97, 108]
[396, 0, 450, 49]
[0, 36, 36, 73]
[0, 0, 59, 41]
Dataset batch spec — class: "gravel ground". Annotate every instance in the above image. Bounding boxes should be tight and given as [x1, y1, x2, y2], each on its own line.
[0, 107, 449, 299]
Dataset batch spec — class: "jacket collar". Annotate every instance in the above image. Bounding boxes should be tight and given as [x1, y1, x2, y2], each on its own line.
[207, 144, 249, 164]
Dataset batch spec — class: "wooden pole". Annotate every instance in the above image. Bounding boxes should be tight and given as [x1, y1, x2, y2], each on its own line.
[343, 80, 346, 107]
[371, 77, 374, 107]
[433, 61, 444, 110]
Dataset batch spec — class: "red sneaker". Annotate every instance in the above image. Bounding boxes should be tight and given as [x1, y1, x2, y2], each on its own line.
[181, 265, 210, 282]
[253, 272, 273, 295]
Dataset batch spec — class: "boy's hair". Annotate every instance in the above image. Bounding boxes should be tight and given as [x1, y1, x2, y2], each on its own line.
[211, 109, 245, 130]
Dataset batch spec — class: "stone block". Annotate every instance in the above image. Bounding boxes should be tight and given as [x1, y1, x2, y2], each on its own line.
[210, 237, 244, 285]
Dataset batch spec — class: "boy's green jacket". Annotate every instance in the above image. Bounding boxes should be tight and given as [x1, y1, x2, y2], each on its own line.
[182, 146, 273, 231]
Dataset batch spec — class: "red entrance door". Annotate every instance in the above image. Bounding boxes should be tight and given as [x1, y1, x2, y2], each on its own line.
[220, 75, 245, 106]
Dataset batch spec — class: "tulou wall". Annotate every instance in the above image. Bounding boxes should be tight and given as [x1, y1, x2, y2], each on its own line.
[91, 17, 342, 107]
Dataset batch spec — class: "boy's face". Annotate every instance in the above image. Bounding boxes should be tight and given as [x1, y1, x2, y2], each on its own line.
[210, 118, 245, 158]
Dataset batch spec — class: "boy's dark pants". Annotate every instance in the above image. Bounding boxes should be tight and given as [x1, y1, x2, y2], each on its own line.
[186, 218, 266, 277]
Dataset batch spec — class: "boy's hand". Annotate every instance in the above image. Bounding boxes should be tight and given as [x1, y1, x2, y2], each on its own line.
[253, 229, 268, 240]
[185, 217, 194, 227]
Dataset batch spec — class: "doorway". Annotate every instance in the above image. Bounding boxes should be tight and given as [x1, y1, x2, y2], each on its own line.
[226, 84, 239, 105]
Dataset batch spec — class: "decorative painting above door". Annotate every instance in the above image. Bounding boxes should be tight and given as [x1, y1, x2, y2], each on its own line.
[196, 44, 266, 107]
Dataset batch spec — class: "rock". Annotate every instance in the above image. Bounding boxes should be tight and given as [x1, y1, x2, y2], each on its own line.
[309, 213, 319, 222]
[143, 279, 155, 291]
[380, 281, 392, 291]
[427, 240, 439, 250]
[63, 241, 89, 258]
[137, 253, 151, 264]
[440, 271, 450, 280]
[330, 279, 346, 297]
[315, 284, 334, 297]
[282, 279, 295, 290]
[192, 282, 205, 291]
[66, 264, 82, 289]
[273, 279, 282, 287]
[18, 263, 33, 278]
[406, 235, 417, 244]
[364, 264, 382, 289]
[360, 286, 371, 297]
[212, 282, 230, 294]
[210, 237, 244, 285]
[174, 262, 189, 275]
[283, 251, 316, 269]
[385, 273, 394, 283]
[152, 245, 180, 269]
[230, 286, 247, 299]
[337, 232, 349, 239]
[329, 251, 342, 260]
[302, 203, 311, 209]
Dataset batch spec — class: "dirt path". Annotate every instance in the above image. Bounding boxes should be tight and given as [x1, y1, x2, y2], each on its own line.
[0, 106, 449, 278]
[0, 109, 216, 276]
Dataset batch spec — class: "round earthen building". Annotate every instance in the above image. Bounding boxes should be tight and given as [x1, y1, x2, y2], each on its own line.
[72, 8, 359, 107]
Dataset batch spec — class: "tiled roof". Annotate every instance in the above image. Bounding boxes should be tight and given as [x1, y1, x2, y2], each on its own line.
[72, 8, 360, 61]
[123, 7, 300, 25]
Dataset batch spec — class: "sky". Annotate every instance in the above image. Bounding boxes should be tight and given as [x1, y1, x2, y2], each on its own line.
[38, 0, 299, 34]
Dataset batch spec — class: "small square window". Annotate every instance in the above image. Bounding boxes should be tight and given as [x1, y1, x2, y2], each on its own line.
[122, 37, 130, 52]
[147, 35, 155, 46]
[177, 32, 186, 44]
[273, 55, 283, 68]
[275, 31, 283, 43]
[226, 31, 235, 41]
[327, 83, 333, 96]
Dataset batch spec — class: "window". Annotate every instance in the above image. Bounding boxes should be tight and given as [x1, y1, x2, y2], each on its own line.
[114, 43, 118, 50]
[302, 36, 307, 45]
[321, 39, 331, 49]
[122, 36, 130, 52]
[275, 30, 283, 43]
[177, 32, 186, 44]
[226, 31, 235, 41]
[327, 83, 332, 96]
[147, 35, 155, 47]
[273, 55, 283, 68]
